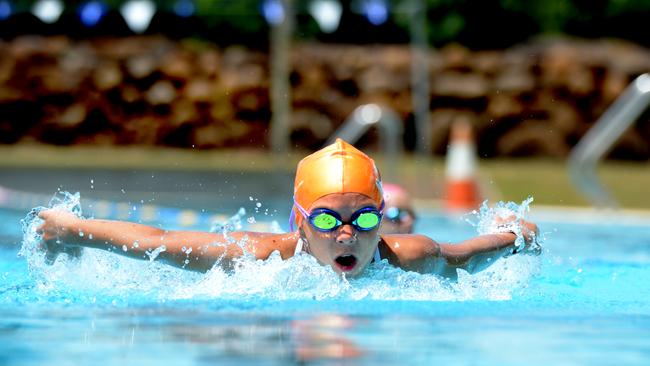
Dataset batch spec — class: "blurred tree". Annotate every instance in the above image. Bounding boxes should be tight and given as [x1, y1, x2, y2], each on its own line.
[194, 0, 265, 33]
[2, 0, 650, 48]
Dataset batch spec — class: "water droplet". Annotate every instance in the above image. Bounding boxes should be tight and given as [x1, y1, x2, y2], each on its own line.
[78, 231, 84, 237]
[147, 245, 167, 261]
[247, 217, 256, 224]
[256, 202, 262, 208]
[122, 245, 128, 252]
[88, 234, 93, 240]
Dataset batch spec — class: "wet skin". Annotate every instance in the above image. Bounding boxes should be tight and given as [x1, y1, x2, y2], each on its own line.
[36, 198, 538, 279]
[299, 193, 381, 277]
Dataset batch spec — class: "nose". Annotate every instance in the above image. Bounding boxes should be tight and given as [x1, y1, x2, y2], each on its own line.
[336, 224, 357, 245]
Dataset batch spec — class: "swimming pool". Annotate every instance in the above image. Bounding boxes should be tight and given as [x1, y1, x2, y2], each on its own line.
[1, 197, 649, 365]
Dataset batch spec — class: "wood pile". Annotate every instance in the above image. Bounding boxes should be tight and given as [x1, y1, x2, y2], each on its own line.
[1, 35, 649, 159]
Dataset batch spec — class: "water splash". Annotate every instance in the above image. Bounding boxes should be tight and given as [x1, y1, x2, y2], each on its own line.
[210, 207, 245, 234]
[19, 191, 84, 283]
[18, 192, 540, 305]
[465, 197, 542, 254]
[170, 252, 538, 302]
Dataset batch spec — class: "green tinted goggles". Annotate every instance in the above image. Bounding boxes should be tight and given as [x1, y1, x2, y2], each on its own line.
[385, 207, 416, 223]
[308, 207, 382, 232]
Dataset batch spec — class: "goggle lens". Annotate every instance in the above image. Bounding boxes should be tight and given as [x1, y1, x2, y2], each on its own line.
[386, 207, 400, 220]
[354, 211, 380, 229]
[311, 212, 340, 230]
[385, 207, 414, 223]
[308, 207, 382, 232]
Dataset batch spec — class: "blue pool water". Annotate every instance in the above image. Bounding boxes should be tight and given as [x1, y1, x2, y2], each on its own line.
[1, 197, 650, 365]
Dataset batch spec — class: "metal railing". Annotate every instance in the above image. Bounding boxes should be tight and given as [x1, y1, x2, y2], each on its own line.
[568, 73, 650, 208]
[325, 104, 404, 178]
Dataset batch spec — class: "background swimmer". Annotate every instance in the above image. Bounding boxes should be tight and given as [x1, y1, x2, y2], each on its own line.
[37, 139, 540, 280]
[379, 183, 416, 235]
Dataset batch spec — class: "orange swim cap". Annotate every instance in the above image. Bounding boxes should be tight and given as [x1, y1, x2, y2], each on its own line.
[293, 138, 383, 227]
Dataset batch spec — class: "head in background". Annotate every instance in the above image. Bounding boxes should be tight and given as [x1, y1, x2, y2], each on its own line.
[380, 183, 416, 235]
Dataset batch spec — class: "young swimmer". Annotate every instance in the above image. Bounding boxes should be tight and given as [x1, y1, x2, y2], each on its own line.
[37, 139, 539, 279]
[379, 183, 417, 235]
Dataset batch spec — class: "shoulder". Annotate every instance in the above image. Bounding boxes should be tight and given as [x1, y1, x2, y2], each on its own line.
[247, 231, 300, 260]
[379, 234, 441, 268]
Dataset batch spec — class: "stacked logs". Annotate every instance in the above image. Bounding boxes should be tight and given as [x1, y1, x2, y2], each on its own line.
[0, 36, 269, 148]
[1, 35, 649, 158]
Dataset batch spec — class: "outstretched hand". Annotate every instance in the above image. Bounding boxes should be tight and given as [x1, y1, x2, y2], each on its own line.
[36, 209, 83, 264]
[493, 215, 540, 254]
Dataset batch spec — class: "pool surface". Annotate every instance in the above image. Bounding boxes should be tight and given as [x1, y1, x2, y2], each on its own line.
[1, 195, 650, 365]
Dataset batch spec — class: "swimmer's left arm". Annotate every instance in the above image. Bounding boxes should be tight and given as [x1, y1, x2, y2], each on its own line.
[438, 219, 539, 275]
[384, 219, 539, 278]
[438, 233, 523, 274]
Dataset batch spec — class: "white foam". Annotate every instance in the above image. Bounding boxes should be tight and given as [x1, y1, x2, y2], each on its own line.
[19, 192, 541, 303]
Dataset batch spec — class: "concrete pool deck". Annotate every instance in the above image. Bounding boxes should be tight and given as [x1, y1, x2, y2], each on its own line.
[1, 144, 649, 211]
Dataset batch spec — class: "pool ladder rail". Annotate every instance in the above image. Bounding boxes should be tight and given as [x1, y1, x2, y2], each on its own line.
[325, 103, 404, 179]
[568, 73, 650, 208]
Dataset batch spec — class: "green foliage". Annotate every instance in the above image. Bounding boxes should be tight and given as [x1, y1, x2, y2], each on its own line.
[9, 0, 650, 47]
[500, 0, 577, 32]
[391, 0, 650, 47]
[193, 0, 266, 33]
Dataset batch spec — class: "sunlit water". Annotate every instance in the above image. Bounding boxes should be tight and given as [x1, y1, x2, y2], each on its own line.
[1, 193, 649, 365]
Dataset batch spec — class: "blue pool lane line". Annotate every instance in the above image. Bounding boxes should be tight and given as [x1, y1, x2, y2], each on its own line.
[0, 185, 275, 230]
[85, 199, 228, 228]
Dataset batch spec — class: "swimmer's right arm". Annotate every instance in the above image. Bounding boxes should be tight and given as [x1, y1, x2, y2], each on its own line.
[37, 209, 299, 272]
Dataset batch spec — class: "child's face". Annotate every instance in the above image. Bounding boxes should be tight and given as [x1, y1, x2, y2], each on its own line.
[301, 193, 381, 277]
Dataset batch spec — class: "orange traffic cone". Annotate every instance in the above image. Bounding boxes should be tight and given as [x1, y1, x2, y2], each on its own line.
[444, 117, 482, 212]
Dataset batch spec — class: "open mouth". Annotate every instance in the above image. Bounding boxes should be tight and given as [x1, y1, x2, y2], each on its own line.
[334, 254, 358, 271]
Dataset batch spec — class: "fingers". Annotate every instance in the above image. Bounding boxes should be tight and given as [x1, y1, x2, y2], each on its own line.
[37, 209, 51, 220]
[36, 209, 55, 235]
[35, 210, 64, 239]
[520, 221, 541, 254]
[38, 208, 69, 221]
[35, 210, 63, 263]
[35, 223, 54, 241]
[522, 221, 539, 238]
